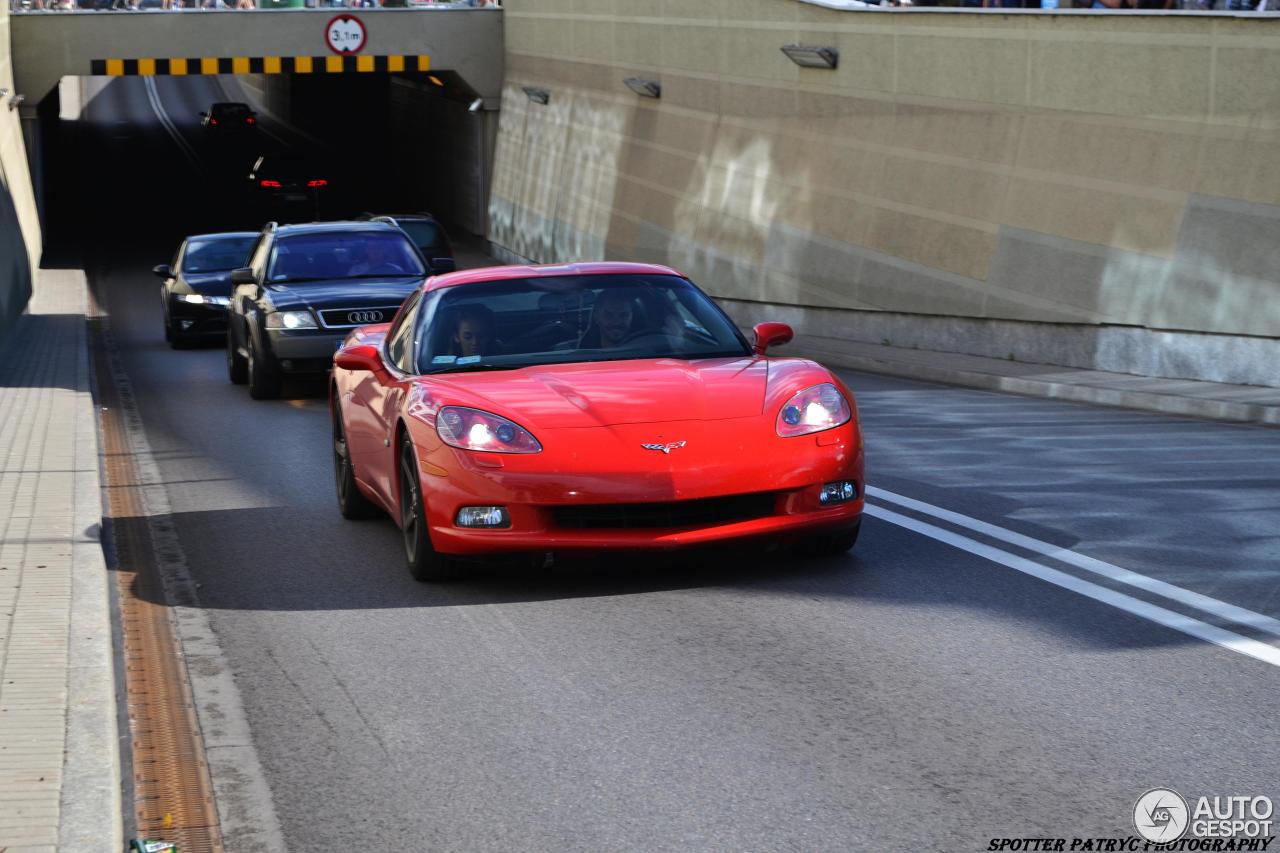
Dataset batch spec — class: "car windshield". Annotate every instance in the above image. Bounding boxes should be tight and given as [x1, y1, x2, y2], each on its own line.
[415, 274, 751, 374]
[181, 236, 257, 274]
[266, 232, 426, 283]
[396, 220, 448, 256]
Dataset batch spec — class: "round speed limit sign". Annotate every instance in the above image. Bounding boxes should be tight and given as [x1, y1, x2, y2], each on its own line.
[325, 15, 367, 55]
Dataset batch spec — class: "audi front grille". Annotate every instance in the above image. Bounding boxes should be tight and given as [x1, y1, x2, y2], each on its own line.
[317, 306, 403, 329]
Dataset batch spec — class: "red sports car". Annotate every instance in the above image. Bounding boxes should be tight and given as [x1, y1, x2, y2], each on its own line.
[330, 262, 864, 580]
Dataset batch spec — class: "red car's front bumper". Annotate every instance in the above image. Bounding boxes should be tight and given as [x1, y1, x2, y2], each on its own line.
[412, 417, 864, 557]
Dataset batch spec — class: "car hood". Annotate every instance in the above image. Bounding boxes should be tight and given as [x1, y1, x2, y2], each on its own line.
[181, 271, 235, 295]
[429, 357, 770, 428]
[267, 277, 421, 310]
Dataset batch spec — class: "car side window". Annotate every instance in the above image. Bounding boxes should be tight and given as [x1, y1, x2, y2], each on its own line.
[386, 292, 423, 374]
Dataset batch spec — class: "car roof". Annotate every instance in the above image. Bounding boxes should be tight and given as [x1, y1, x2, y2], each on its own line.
[185, 231, 259, 242]
[273, 221, 405, 237]
[377, 214, 437, 222]
[425, 261, 684, 291]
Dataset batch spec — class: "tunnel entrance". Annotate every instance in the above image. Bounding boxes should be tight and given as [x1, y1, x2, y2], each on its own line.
[36, 69, 495, 269]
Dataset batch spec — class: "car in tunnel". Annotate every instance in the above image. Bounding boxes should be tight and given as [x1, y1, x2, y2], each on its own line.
[330, 262, 865, 581]
[244, 154, 329, 222]
[226, 221, 427, 399]
[154, 231, 259, 348]
[200, 102, 257, 137]
[358, 212, 456, 274]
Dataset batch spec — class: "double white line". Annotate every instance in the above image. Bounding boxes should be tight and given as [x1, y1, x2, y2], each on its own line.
[143, 76, 201, 169]
[865, 486, 1280, 669]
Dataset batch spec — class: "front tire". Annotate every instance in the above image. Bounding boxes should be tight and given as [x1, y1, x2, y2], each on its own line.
[247, 331, 282, 400]
[227, 325, 248, 385]
[399, 433, 462, 581]
[802, 519, 861, 557]
[333, 398, 379, 520]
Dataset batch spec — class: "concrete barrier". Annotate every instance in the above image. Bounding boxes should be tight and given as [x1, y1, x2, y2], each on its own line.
[489, 1, 1280, 387]
[0, 2, 41, 341]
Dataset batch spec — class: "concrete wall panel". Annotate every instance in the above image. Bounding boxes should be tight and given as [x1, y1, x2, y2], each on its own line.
[493, 2, 1280, 385]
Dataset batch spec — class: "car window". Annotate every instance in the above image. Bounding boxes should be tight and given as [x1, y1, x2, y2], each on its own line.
[386, 292, 423, 373]
[180, 236, 257, 274]
[266, 232, 426, 283]
[397, 221, 449, 256]
[415, 274, 751, 374]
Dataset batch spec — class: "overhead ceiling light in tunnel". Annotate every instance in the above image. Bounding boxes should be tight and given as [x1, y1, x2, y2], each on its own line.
[469, 98, 485, 113]
[428, 75, 445, 88]
[521, 87, 550, 106]
[623, 78, 661, 99]
[780, 44, 840, 70]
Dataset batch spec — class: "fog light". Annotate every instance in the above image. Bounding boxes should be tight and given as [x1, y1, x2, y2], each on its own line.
[456, 506, 510, 528]
[819, 481, 858, 505]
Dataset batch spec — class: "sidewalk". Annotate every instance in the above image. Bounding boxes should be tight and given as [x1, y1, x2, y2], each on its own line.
[0, 269, 121, 852]
[794, 334, 1280, 426]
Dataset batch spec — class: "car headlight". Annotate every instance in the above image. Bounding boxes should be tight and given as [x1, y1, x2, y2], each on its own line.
[436, 406, 541, 454]
[776, 382, 851, 437]
[265, 310, 317, 330]
[177, 294, 229, 306]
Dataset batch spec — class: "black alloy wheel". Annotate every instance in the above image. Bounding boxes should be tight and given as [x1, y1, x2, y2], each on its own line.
[246, 332, 282, 400]
[333, 399, 378, 519]
[227, 325, 248, 385]
[802, 519, 862, 558]
[398, 433, 461, 582]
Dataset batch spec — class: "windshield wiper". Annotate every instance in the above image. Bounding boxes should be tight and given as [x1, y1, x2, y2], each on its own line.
[427, 363, 519, 375]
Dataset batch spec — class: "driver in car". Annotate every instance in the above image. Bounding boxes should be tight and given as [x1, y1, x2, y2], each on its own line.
[585, 289, 635, 349]
[453, 305, 496, 357]
[349, 240, 405, 277]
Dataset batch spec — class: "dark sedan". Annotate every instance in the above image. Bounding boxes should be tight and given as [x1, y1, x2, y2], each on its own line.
[245, 154, 329, 222]
[226, 221, 427, 399]
[155, 231, 258, 348]
[358, 212, 456, 274]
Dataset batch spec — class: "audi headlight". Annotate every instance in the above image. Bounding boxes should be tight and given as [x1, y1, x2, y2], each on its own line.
[177, 294, 228, 306]
[776, 382, 851, 437]
[436, 406, 541, 454]
[265, 310, 317, 330]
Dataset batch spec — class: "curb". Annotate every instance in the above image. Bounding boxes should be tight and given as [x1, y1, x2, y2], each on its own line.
[801, 345, 1280, 427]
[58, 271, 124, 853]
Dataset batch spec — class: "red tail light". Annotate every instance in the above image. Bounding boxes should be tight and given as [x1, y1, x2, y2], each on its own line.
[246, 116, 255, 125]
[210, 118, 218, 125]
[307, 179, 328, 188]
[260, 179, 282, 188]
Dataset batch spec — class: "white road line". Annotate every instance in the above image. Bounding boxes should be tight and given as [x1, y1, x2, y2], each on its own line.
[143, 77, 201, 168]
[864, 504, 1280, 669]
[867, 485, 1280, 640]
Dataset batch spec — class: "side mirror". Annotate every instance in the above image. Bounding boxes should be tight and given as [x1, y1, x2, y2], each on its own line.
[152, 264, 172, 279]
[334, 343, 385, 374]
[752, 322, 794, 356]
[230, 267, 257, 285]
[430, 257, 456, 274]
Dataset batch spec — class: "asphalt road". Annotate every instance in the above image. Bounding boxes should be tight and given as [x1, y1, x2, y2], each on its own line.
[60, 76, 1280, 851]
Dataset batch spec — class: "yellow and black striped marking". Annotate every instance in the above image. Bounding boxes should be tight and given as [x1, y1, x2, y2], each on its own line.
[89, 54, 430, 76]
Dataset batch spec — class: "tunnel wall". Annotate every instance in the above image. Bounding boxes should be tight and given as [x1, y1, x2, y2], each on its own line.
[0, 2, 40, 340]
[489, 1, 1280, 387]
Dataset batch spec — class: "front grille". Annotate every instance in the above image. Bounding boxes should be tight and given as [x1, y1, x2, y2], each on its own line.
[551, 492, 777, 530]
[317, 306, 402, 329]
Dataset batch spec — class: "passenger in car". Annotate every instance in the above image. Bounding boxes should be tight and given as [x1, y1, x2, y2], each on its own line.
[452, 305, 496, 357]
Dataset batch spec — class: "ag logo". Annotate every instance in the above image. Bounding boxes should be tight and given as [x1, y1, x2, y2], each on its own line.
[347, 310, 383, 324]
[1134, 788, 1190, 842]
[325, 14, 367, 55]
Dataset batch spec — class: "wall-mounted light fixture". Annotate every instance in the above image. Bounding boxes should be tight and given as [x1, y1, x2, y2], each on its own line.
[521, 86, 550, 106]
[623, 78, 661, 99]
[780, 44, 839, 70]
[468, 97, 484, 113]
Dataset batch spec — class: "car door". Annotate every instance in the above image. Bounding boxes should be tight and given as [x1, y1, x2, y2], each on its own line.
[350, 292, 422, 505]
[231, 234, 270, 353]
